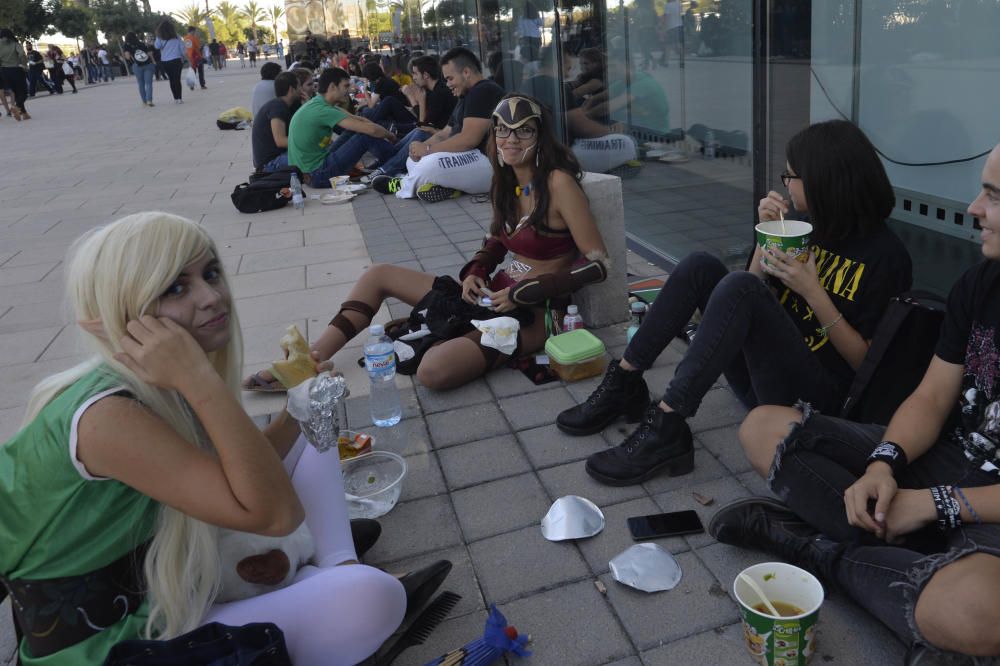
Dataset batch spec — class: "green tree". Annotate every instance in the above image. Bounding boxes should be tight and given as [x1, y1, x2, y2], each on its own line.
[243, 24, 271, 42]
[172, 1, 209, 29]
[0, 0, 53, 40]
[240, 0, 265, 39]
[91, 0, 145, 47]
[267, 4, 283, 41]
[51, 0, 94, 40]
[212, 1, 247, 44]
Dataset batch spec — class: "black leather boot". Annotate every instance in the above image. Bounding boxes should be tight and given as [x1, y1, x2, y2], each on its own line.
[584, 404, 694, 485]
[708, 497, 841, 585]
[556, 361, 649, 435]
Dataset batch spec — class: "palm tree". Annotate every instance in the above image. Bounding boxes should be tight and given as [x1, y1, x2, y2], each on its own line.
[240, 0, 265, 39]
[213, 1, 247, 44]
[268, 4, 283, 42]
[173, 2, 210, 28]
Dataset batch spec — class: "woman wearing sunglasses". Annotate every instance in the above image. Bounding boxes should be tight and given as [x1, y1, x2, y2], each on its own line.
[243, 94, 608, 392]
[558, 119, 914, 486]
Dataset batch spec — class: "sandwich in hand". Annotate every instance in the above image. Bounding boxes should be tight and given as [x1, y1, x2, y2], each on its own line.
[270, 325, 317, 389]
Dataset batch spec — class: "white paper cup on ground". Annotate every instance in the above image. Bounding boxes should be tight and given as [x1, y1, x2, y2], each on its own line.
[734, 562, 824, 665]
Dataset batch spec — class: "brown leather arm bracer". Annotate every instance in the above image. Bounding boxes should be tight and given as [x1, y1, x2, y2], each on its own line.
[509, 257, 608, 305]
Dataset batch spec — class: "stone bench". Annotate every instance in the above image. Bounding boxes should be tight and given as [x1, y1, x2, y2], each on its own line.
[576, 172, 629, 327]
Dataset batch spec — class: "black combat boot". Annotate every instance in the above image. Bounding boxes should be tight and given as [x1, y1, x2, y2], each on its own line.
[708, 497, 842, 585]
[584, 404, 694, 485]
[556, 361, 649, 435]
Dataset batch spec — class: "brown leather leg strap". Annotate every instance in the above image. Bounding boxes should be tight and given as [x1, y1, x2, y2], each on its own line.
[329, 300, 377, 341]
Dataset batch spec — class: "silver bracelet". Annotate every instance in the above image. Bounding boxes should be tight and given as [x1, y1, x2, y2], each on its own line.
[819, 312, 844, 337]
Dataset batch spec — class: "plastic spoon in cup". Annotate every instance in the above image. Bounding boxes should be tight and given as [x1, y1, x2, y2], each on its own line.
[778, 207, 786, 235]
[739, 572, 781, 617]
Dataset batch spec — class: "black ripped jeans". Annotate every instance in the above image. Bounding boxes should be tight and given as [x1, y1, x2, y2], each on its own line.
[622, 251, 844, 417]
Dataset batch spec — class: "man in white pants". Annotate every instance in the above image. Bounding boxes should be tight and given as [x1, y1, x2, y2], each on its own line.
[372, 47, 505, 203]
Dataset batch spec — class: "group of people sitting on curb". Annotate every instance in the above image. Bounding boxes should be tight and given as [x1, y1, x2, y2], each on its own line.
[248, 45, 648, 203]
[3, 77, 1000, 664]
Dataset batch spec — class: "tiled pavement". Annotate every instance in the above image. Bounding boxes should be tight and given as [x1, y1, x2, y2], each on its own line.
[0, 65, 905, 664]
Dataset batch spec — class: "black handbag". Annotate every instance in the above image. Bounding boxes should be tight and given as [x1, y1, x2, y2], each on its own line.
[104, 622, 292, 666]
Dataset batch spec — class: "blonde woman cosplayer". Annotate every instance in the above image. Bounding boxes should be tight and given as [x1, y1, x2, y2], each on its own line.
[2, 213, 406, 665]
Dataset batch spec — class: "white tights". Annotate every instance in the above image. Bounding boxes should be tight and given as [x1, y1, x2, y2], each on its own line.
[202, 436, 406, 666]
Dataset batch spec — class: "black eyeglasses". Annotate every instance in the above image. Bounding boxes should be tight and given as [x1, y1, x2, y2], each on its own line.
[780, 171, 801, 188]
[494, 126, 537, 140]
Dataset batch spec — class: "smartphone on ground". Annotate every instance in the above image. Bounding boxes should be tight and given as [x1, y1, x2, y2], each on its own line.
[627, 510, 705, 540]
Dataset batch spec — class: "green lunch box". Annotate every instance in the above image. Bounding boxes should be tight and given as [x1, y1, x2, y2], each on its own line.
[545, 329, 607, 381]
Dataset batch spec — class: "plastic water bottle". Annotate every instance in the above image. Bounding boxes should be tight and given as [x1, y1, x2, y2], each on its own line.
[626, 301, 647, 343]
[364, 324, 402, 427]
[562, 304, 584, 331]
[289, 171, 305, 212]
[704, 129, 717, 159]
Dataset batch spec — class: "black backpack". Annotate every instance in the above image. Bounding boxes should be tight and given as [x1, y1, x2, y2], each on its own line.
[230, 168, 300, 213]
[839, 290, 947, 425]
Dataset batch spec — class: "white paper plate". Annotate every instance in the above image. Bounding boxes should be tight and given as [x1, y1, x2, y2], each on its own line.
[321, 191, 356, 205]
[645, 149, 669, 159]
[658, 152, 690, 164]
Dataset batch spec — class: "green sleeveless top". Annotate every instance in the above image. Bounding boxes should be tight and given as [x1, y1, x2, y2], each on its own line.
[0, 365, 159, 665]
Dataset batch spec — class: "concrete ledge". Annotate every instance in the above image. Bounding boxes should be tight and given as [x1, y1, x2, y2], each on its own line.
[577, 172, 629, 327]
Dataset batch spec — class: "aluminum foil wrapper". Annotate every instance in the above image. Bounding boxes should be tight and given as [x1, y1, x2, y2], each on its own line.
[609, 543, 683, 593]
[286, 373, 348, 453]
[541, 495, 605, 541]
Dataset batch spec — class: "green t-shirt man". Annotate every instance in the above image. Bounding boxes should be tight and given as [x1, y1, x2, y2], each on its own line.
[609, 69, 670, 135]
[287, 95, 349, 173]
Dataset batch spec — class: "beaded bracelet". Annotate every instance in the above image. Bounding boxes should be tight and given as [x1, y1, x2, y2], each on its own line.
[867, 441, 909, 477]
[952, 486, 982, 525]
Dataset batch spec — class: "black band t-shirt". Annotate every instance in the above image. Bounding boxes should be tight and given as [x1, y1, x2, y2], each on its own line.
[251, 97, 292, 169]
[770, 223, 913, 393]
[935, 260, 1000, 472]
[448, 78, 505, 153]
[372, 76, 406, 105]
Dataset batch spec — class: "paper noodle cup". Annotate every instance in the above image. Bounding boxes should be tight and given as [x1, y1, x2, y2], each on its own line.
[734, 562, 824, 666]
[755, 220, 812, 263]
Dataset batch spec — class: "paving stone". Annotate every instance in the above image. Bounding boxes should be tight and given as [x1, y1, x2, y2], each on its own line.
[640, 623, 750, 665]
[355, 417, 431, 458]
[813, 594, 906, 663]
[420, 253, 467, 270]
[497, 581, 633, 666]
[413, 243, 459, 259]
[600, 550, 741, 649]
[437, 435, 532, 490]
[693, 542, 775, 604]
[426, 402, 511, 448]
[697, 424, 754, 475]
[689, 387, 748, 433]
[640, 447, 731, 495]
[373, 544, 486, 620]
[516, 424, 609, 469]
[469, 525, 590, 603]
[451, 473, 551, 541]
[364, 495, 463, 562]
[415, 377, 494, 413]
[576, 496, 691, 576]
[0, 326, 61, 365]
[499, 387, 577, 431]
[368, 248, 417, 263]
[652, 476, 753, 550]
[345, 386, 422, 429]
[537, 461, 648, 508]
[397, 451, 447, 502]
[737, 470, 778, 499]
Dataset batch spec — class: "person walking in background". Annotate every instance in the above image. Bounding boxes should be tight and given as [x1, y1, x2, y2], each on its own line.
[124, 31, 156, 107]
[237, 41, 245, 68]
[218, 41, 228, 67]
[81, 46, 98, 83]
[0, 29, 30, 120]
[60, 49, 78, 93]
[184, 26, 206, 89]
[25, 42, 55, 95]
[154, 20, 186, 103]
[45, 44, 67, 93]
[247, 37, 258, 66]
[209, 39, 221, 70]
[97, 44, 115, 81]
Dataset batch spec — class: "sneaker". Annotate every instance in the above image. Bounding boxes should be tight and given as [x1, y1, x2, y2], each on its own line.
[416, 183, 461, 203]
[175, 99, 183, 104]
[556, 361, 649, 435]
[584, 405, 694, 486]
[372, 175, 404, 195]
[360, 168, 385, 185]
[147, 102, 155, 107]
[608, 159, 644, 179]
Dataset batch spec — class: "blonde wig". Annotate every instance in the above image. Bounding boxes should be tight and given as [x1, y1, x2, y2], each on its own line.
[22, 212, 244, 639]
